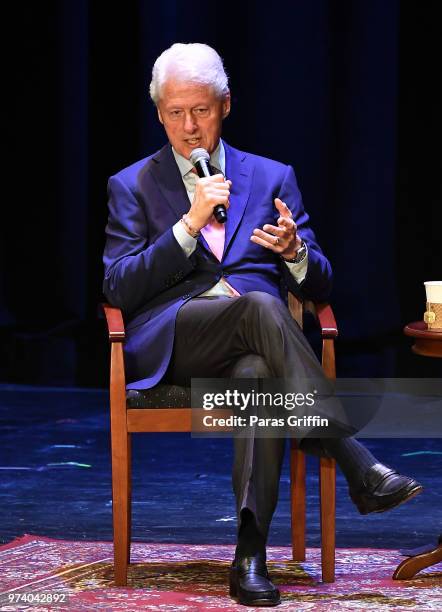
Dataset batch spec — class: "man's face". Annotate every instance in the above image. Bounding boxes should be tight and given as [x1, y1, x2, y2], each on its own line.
[156, 79, 230, 159]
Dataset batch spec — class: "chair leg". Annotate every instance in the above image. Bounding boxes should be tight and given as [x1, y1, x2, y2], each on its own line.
[112, 429, 131, 586]
[109, 341, 130, 586]
[127, 434, 132, 565]
[319, 456, 336, 582]
[290, 441, 306, 561]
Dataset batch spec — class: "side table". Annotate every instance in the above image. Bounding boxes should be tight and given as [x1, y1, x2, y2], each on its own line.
[393, 321, 442, 579]
[403, 321, 442, 358]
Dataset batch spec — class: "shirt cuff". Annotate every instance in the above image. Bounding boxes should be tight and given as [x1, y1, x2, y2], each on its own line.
[283, 250, 309, 284]
[172, 221, 197, 257]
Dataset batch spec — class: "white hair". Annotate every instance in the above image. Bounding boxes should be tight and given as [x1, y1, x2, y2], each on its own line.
[149, 43, 229, 104]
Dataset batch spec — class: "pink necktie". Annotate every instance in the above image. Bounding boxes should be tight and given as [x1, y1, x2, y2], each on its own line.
[200, 218, 225, 261]
[189, 166, 226, 262]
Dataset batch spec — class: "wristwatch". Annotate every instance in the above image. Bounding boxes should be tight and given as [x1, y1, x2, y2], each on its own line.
[282, 240, 307, 264]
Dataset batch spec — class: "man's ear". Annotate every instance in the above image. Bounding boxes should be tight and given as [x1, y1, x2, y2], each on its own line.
[157, 107, 164, 125]
[222, 92, 231, 119]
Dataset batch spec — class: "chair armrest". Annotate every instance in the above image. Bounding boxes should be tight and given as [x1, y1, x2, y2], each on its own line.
[314, 303, 338, 339]
[102, 303, 126, 342]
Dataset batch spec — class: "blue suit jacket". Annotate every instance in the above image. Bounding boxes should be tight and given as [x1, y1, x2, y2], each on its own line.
[103, 141, 332, 389]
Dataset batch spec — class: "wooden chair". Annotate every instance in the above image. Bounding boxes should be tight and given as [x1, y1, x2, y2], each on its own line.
[103, 294, 338, 586]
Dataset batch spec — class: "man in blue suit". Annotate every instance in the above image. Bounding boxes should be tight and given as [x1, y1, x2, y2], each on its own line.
[103, 43, 422, 606]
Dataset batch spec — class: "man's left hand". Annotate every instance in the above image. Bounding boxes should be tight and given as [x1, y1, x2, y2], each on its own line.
[250, 198, 302, 259]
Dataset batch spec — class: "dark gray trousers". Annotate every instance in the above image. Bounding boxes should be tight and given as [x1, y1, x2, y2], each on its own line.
[165, 291, 331, 538]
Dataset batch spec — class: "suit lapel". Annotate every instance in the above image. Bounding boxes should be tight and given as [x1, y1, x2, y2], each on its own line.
[223, 141, 253, 257]
[150, 144, 191, 220]
[150, 144, 213, 254]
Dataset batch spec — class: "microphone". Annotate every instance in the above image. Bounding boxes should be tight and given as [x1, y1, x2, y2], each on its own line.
[189, 147, 227, 224]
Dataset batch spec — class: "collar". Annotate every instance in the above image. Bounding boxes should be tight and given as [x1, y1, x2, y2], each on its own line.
[172, 140, 225, 177]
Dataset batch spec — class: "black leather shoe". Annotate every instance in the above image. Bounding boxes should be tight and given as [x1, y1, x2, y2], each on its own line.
[229, 551, 280, 606]
[349, 463, 423, 515]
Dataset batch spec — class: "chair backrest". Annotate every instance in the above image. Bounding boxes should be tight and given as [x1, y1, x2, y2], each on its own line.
[288, 293, 304, 328]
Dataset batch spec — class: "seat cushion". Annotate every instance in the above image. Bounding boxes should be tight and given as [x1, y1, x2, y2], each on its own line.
[126, 385, 191, 408]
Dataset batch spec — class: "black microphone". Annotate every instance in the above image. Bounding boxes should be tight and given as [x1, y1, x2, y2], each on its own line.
[189, 147, 227, 224]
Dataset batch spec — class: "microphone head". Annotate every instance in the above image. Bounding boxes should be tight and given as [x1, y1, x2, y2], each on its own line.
[189, 148, 210, 166]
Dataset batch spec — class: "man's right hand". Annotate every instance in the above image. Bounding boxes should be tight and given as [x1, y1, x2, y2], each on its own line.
[186, 174, 231, 231]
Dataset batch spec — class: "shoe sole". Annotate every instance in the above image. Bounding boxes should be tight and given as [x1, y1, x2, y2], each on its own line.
[229, 592, 281, 607]
[372, 484, 423, 513]
[230, 596, 281, 607]
[355, 484, 423, 515]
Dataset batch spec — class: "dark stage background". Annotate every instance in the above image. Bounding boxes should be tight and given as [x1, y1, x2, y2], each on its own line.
[2, 0, 441, 387]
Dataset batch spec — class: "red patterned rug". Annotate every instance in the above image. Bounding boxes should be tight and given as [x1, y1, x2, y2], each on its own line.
[0, 535, 441, 611]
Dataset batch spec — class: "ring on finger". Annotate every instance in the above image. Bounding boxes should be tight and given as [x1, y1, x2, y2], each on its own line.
[274, 236, 280, 246]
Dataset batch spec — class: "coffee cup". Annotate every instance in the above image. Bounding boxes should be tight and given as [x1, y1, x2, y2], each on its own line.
[424, 281, 442, 330]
